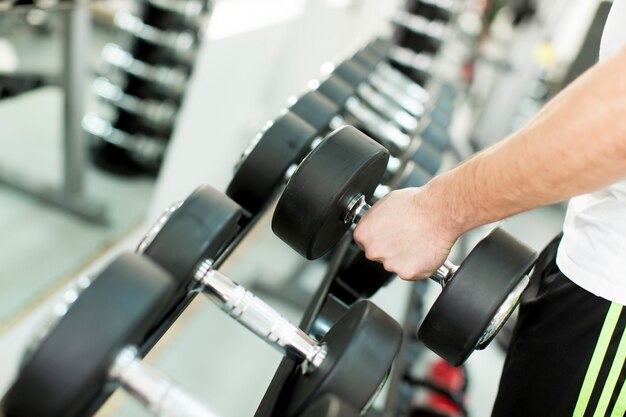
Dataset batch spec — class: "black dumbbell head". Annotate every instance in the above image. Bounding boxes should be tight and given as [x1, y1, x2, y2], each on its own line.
[419, 117, 451, 152]
[289, 90, 340, 134]
[404, 138, 442, 176]
[316, 75, 355, 109]
[272, 126, 389, 259]
[143, 185, 242, 299]
[2, 254, 175, 417]
[333, 60, 371, 89]
[227, 111, 318, 214]
[352, 50, 381, 72]
[286, 301, 402, 416]
[336, 247, 394, 301]
[418, 228, 538, 366]
[369, 38, 393, 56]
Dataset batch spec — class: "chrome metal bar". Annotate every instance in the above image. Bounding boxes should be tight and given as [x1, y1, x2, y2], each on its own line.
[194, 260, 327, 373]
[111, 347, 218, 417]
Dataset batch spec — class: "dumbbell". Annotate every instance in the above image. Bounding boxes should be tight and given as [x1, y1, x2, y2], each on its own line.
[288, 89, 432, 184]
[340, 56, 427, 119]
[393, 10, 451, 54]
[271, 126, 538, 365]
[147, 0, 206, 31]
[314, 75, 442, 175]
[356, 43, 456, 131]
[93, 77, 177, 130]
[288, 90, 432, 187]
[366, 38, 436, 93]
[101, 43, 188, 99]
[142, 0, 206, 32]
[226, 101, 431, 215]
[114, 12, 197, 65]
[331, 58, 452, 152]
[407, 0, 459, 23]
[327, 60, 420, 133]
[136, 185, 402, 415]
[1, 254, 216, 417]
[83, 112, 166, 170]
[352, 46, 430, 105]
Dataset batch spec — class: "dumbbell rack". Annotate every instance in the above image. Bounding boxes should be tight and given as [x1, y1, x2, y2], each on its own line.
[0, 0, 482, 415]
[0, 0, 107, 223]
[87, 0, 212, 176]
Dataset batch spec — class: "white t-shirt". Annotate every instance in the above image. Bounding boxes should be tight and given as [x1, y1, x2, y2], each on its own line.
[556, 0, 626, 305]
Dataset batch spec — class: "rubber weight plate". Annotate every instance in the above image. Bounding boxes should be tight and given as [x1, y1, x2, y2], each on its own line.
[418, 228, 538, 366]
[404, 137, 442, 176]
[272, 126, 389, 259]
[143, 185, 241, 300]
[290, 90, 340, 134]
[227, 111, 318, 214]
[285, 300, 402, 416]
[420, 118, 451, 152]
[316, 75, 354, 109]
[298, 395, 360, 417]
[394, 161, 432, 189]
[336, 246, 393, 300]
[368, 38, 393, 57]
[2, 254, 174, 417]
[353, 49, 384, 70]
[333, 61, 371, 88]
[310, 295, 349, 341]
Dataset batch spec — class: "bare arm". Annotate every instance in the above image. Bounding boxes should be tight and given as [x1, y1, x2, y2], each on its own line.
[354, 46, 626, 279]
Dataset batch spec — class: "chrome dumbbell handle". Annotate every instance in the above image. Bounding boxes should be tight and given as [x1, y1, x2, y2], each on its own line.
[343, 195, 457, 287]
[194, 260, 327, 373]
[355, 83, 418, 133]
[344, 97, 412, 151]
[367, 72, 426, 118]
[388, 47, 435, 76]
[374, 61, 430, 103]
[110, 347, 217, 417]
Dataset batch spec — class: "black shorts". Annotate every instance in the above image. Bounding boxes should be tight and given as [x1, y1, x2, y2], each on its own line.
[491, 234, 626, 417]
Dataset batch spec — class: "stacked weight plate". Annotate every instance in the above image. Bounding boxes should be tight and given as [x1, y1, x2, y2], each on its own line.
[85, 0, 212, 176]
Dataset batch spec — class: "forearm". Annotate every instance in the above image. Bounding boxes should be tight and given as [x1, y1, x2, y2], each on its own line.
[427, 46, 626, 235]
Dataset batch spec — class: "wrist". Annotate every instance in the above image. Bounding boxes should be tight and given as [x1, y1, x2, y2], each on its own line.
[421, 175, 472, 240]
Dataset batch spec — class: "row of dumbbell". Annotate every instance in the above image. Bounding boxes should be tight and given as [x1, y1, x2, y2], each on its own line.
[0, 179, 403, 417]
[84, 0, 211, 175]
[3, 122, 536, 417]
[82, 0, 460, 176]
[226, 37, 458, 219]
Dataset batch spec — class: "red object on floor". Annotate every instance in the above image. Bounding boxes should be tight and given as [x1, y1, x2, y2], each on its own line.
[425, 359, 466, 414]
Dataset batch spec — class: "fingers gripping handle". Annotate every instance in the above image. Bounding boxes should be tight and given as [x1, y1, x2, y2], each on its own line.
[194, 260, 326, 373]
[344, 195, 456, 285]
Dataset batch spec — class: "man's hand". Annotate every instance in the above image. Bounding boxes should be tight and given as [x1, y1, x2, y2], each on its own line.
[353, 186, 462, 281]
